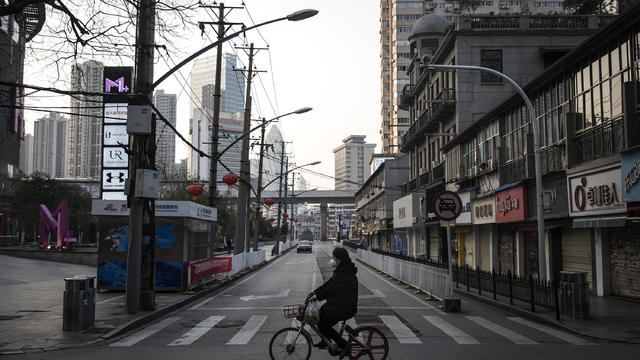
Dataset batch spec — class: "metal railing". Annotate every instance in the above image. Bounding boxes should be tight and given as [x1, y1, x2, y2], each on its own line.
[574, 119, 624, 165]
[371, 248, 446, 269]
[500, 157, 526, 184]
[454, 265, 557, 312]
[401, 88, 456, 152]
[541, 142, 566, 175]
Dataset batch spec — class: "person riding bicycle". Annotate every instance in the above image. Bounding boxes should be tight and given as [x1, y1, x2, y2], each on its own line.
[308, 247, 358, 357]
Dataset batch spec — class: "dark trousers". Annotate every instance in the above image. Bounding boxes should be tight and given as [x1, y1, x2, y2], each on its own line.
[318, 306, 347, 347]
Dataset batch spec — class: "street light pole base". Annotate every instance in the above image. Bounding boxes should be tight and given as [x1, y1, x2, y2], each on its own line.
[441, 298, 461, 313]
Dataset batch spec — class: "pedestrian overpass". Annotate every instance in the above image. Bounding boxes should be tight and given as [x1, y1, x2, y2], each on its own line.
[250, 190, 355, 241]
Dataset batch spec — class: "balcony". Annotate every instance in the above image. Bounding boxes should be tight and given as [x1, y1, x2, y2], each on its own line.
[500, 158, 526, 185]
[400, 88, 456, 152]
[540, 142, 566, 175]
[574, 119, 624, 165]
[398, 84, 414, 111]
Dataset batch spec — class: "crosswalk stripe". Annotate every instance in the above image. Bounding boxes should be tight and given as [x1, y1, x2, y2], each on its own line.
[379, 315, 422, 344]
[507, 317, 594, 345]
[226, 315, 268, 345]
[110, 316, 181, 347]
[466, 316, 537, 345]
[423, 316, 479, 344]
[168, 316, 225, 346]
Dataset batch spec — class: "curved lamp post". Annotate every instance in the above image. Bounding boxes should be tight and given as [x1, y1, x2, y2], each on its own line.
[421, 59, 546, 287]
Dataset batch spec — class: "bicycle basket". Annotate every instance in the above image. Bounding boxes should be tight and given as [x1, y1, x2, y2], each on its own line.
[283, 304, 304, 319]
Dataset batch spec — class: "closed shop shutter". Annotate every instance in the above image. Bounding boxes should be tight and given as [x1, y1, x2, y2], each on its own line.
[609, 223, 640, 299]
[478, 226, 491, 272]
[498, 227, 515, 274]
[429, 226, 439, 261]
[562, 228, 592, 289]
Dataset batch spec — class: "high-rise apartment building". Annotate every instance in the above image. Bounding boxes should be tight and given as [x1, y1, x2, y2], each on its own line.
[190, 53, 245, 118]
[380, 1, 568, 154]
[154, 90, 177, 177]
[334, 135, 376, 191]
[19, 134, 33, 176]
[67, 60, 103, 179]
[33, 112, 67, 178]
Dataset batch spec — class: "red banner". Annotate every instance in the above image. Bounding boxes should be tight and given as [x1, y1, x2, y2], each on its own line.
[189, 257, 232, 283]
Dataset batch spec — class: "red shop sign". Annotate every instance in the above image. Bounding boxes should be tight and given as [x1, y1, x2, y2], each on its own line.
[495, 185, 527, 223]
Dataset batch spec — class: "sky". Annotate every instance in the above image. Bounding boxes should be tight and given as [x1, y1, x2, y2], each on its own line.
[23, 0, 382, 191]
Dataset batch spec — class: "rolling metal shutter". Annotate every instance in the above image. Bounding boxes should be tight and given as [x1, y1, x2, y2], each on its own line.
[562, 228, 592, 289]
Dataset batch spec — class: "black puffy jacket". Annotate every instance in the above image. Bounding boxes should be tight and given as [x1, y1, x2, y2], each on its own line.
[313, 260, 358, 320]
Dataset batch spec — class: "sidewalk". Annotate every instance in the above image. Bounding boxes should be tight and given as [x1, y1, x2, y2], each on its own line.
[454, 286, 640, 344]
[0, 245, 291, 356]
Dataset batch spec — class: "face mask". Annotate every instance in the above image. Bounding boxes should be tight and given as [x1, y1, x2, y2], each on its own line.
[329, 258, 337, 267]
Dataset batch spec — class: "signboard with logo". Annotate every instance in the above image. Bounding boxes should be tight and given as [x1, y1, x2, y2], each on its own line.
[101, 67, 133, 200]
[92, 200, 217, 221]
[495, 185, 526, 223]
[393, 193, 417, 228]
[472, 196, 495, 224]
[568, 166, 626, 216]
[621, 147, 640, 203]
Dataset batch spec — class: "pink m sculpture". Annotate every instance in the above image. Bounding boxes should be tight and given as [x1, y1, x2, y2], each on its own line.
[39, 199, 73, 249]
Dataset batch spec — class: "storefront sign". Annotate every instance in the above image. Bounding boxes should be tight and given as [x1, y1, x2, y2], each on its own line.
[621, 147, 640, 202]
[393, 194, 417, 228]
[189, 257, 232, 283]
[472, 196, 495, 224]
[92, 200, 217, 221]
[495, 185, 526, 223]
[569, 166, 626, 216]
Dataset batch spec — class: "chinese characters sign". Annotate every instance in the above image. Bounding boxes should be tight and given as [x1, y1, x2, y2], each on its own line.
[568, 166, 625, 216]
[495, 185, 526, 223]
[621, 147, 640, 203]
[472, 196, 495, 224]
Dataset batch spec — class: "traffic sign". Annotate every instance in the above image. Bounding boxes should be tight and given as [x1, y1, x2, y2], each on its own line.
[433, 191, 462, 221]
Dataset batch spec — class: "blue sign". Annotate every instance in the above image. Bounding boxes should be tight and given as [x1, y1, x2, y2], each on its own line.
[621, 147, 640, 202]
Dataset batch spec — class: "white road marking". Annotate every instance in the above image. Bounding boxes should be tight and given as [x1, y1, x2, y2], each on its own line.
[168, 316, 225, 346]
[359, 289, 386, 299]
[379, 315, 422, 344]
[110, 316, 181, 347]
[508, 317, 594, 345]
[189, 250, 292, 310]
[466, 316, 538, 345]
[240, 289, 290, 301]
[423, 316, 479, 344]
[96, 295, 124, 305]
[226, 315, 268, 345]
[356, 262, 446, 315]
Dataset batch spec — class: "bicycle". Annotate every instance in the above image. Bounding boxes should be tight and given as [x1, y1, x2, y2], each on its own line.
[269, 297, 389, 359]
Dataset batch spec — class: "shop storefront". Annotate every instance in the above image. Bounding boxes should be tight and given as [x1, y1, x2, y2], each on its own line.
[471, 195, 495, 271]
[494, 184, 527, 275]
[567, 164, 626, 292]
[454, 190, 473, 267]
[393, 193, 420, 256]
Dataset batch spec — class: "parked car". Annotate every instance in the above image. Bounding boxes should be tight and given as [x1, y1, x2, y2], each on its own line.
[297, 241, 313, 253]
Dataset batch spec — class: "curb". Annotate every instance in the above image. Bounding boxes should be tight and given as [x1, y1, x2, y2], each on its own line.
[1, 247, 294, 355]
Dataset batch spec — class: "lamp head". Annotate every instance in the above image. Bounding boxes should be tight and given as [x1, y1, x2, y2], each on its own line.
[294, 107, 313, 114]
[309, 161, 321, 166]
[287, 9, 318, 21]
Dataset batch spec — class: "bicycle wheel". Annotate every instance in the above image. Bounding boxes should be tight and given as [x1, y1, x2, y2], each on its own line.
[268, 327, 312, 360]
[348, 326, 389, 360]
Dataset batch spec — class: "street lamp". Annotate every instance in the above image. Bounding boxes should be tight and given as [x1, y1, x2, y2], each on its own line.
[421, 56, 547, 282]
[262, 161, 321, 190]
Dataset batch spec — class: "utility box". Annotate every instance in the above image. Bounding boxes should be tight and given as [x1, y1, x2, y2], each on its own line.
[134, 169, 159, 199]
[127, 105, 152, 134]
[558, 271, 590, 319]
[63, 276, 95, 330]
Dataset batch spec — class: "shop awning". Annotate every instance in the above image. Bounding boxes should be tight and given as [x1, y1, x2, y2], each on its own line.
[493, 181, 521, 193]
[572, 217, 627, 228]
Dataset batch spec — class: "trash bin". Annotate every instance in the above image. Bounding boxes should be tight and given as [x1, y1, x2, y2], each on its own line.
[558, 271, 590, 319]
[63, 276, 95, 330]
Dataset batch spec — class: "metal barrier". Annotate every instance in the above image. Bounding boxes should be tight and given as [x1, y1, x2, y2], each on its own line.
[357, 249, 448, 300]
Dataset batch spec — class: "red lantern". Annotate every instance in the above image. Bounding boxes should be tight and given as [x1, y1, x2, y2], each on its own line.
[268, 217, 275, 223]
[264, 198, 275, 207]
[283, 213, 288, 219]
[186, 184, 204, 201]
[222, 173, 239, 190]
[294, 218, 298, 223]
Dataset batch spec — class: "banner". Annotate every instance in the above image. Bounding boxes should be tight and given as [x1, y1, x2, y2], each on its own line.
[189, 257, 232, 283]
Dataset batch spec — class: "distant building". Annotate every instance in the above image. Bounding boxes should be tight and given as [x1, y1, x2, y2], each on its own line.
[370, 153, 395, 174]
[190, 53, 245, 118]
[67, 60, 104, 179]
[19, 134, 33, 176]
[333, 135, 376, 191]
[154, 90, 177, 178]
[33, 112, 67, 178]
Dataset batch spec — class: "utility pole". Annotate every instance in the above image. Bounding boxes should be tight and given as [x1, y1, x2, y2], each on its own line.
[282, 162, 290, 246]
[252, 117, 268, 251]
[274, 145, 287, 255]
[234, 43, 266, 254]
[200, 2, 242, 256]
[127, 0, 156, 314]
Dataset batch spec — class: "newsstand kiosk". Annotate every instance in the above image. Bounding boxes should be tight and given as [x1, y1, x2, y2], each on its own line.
[91, 199, 216, 291]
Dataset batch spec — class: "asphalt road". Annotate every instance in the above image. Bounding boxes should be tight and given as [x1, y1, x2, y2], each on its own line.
[9, 242, 639, 359]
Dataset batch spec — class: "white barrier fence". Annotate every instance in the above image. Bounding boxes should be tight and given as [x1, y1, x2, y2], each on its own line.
[280, 240, 294, 253]
[230, 250, 266, 276]
[356, 249, 449, 300]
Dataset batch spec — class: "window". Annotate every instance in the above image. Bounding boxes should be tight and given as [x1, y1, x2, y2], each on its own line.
[395, 52, 411, 59]
[395, 27, 412, 33]
[398, 117, 409, 124]
[535, 1, 562, 8]
[395, 2, 423, 8]
[480, 50, 503, 83]
[395, 40, 410, 47]
[394, 14, 422, 21]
